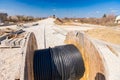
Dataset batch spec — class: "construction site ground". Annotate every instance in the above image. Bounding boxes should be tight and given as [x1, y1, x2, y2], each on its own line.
[0, 18, 120, 80]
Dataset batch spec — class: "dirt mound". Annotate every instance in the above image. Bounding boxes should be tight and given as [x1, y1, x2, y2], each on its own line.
[0, 29, 5, 36]
[85, 28, 120, 44]
[54, 18, 64, 25]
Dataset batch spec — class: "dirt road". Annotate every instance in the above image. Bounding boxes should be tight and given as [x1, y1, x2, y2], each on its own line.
[24, 18, 66, 49]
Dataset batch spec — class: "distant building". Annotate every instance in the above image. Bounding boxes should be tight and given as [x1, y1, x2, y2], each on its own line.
[0, 13, 8, 23]
[115, 15, 120, 24]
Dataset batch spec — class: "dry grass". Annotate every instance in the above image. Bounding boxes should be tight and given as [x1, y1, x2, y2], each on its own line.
[85, 28, 120, 44]
[55, 15, 118, 26]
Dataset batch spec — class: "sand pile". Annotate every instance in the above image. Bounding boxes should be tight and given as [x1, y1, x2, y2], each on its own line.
[54, 18, 64, 25]
[0, 29, 5, 36]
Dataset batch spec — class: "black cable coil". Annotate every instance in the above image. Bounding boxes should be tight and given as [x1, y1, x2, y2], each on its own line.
[33, 44, 85, 80]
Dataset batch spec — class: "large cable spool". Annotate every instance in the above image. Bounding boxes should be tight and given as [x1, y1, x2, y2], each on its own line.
[33, 44, 85, 80]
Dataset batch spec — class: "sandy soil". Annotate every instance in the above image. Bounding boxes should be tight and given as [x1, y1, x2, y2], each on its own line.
[0, 48, 22, 80]
[57, 25, 96, 31]
[85, 28, 120, 45]
[24, 18, 65, 49]
[0, 29, 4, 36]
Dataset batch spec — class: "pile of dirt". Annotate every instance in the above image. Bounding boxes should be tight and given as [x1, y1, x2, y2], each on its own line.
[85, 28, 120, 44]
[0, 28, 25, 38]
[0, 28, 15, 36]
[54, 18, 64, 25]
[3, 28, 14, 33]
[0, 29, 5, 36]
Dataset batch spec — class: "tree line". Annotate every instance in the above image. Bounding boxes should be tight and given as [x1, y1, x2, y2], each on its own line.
[0, 13, 42, 23]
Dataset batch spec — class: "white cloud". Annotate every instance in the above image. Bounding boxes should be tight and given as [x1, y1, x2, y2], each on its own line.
[111, 9, 119, 13]
[0, 9, 8, 12]
[109, 8, 113, 10]
[52, 9, 56, 11]
[96, 11, 100, 14]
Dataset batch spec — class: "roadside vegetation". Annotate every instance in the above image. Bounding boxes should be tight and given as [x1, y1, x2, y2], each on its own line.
[55, 14, 118, 26]
[0, 12, 44, 25]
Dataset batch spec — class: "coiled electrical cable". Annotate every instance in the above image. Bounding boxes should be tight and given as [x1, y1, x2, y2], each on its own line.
[33, 44, 85, 80]
[34, 49, 52, 80]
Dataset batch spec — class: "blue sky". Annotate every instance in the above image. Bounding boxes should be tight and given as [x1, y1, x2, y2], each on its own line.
[0, 0, 120, 18]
